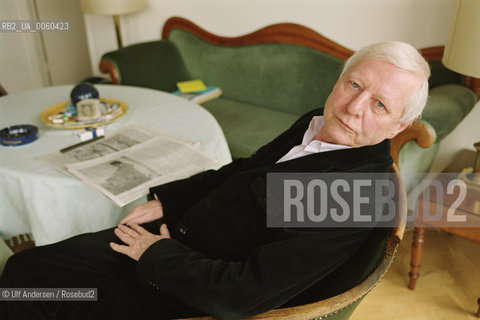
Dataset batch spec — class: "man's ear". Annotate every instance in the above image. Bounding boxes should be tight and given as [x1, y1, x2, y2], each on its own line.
[387, 117, 418, 139]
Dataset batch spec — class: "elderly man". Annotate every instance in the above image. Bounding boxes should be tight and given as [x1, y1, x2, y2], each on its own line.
[0, 41, 430, 320]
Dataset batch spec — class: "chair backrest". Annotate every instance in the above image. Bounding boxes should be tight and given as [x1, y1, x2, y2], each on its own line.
[178, 164, 407, 320]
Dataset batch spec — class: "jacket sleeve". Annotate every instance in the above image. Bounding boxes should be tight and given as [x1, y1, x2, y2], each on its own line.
[136, 227, 371, 320]
[149, 108, 322, 217]
[149, 157, 248, 217]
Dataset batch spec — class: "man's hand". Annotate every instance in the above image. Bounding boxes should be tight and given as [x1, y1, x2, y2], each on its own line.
[119, 199, 164, 226]
[110, 223, 171, 261]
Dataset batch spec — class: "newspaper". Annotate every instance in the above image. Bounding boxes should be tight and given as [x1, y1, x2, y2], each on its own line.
[38, 126, 217, 207]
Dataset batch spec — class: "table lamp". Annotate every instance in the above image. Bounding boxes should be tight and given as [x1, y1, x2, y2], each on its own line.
[80, 0, 147, 48]
[442, 0, 480, 173]
[442, 0, 480, 83]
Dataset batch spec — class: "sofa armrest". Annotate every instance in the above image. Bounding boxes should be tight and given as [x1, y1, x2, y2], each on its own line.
[391, 84, 477, 167]
[99, 40, 191, 92]
[99, 59, 119, 84]
[421, 84, 477, 142]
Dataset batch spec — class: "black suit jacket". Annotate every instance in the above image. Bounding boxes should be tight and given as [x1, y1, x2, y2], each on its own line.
[138, 108, 393, 319]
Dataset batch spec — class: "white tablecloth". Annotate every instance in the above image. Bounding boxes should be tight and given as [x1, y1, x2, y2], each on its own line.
[0, 85, 231, 245]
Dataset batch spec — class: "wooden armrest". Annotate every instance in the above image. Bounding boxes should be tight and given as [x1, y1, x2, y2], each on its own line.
[390, 163, 407, 245]
[465, 76, 480, 99]
[390, 121, 436, 168]
[162, 16, 354, 59]
[99, 59, 120, 85]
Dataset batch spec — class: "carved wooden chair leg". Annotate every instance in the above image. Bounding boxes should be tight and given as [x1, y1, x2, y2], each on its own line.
[408, 226, 426, 290]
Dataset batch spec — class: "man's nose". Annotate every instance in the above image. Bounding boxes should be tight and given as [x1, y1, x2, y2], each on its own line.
[346, 91, 370, 116]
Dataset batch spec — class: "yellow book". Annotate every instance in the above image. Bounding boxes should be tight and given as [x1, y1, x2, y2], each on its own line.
[172, 86, 222, 104]
[176, 80, 207, 93]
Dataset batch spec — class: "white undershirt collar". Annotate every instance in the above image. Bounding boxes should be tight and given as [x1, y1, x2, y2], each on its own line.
[277, 116, 351, 163]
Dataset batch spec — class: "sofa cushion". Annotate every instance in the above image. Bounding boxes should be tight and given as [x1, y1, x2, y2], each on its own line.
[399, 141, 440, 195]
[421, 84, 477, 142]
[102, 40, 191, 92]
[202, 98, 300, 158]
[169, 29, 343, 116]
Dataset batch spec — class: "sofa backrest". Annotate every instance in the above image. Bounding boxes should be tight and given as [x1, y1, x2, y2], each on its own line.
[168, 29, 344, 116]
[101, 40, 192, 92]
[428, 60, 465, 89]
[165, 17, 475, 117]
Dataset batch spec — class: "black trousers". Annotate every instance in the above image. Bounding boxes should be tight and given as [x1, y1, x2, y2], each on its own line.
[0, 220, 204, 320]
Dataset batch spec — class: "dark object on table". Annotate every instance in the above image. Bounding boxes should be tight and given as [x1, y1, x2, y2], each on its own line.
[474, 141, 480, 173]
[0, 83, 7, 97]
[70, 82, 99, 106]
[0, 124, 38, 146]
[80, 76, 112, 85]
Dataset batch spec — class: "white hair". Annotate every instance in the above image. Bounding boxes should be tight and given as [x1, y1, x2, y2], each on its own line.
[341, 41, 430, 123]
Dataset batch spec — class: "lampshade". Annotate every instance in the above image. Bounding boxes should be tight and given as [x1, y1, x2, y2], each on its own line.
[442, 0, 480, 78]
[80, 0, 147, 16]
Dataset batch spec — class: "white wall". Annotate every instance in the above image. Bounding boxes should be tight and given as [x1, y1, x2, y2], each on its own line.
[35, 0, 92, 86]
[0, 0, 92, 94]
[0, 0, 50, 93]
[430, 102, 480, 172]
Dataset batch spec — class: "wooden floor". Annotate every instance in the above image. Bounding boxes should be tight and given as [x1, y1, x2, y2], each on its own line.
[351, 228, 480, 320]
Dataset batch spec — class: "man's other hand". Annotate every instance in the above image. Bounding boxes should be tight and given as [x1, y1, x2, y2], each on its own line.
[119, 199, 164, 226]
[110, 223, 171, 261]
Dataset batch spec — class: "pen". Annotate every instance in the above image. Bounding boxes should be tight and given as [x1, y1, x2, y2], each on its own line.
[60, 136, 104, 153]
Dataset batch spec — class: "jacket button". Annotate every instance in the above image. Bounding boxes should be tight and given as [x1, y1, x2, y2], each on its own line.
[148, 281, 160, 290]
[256, 195, 265, 203]
[179, 226, 188, 235]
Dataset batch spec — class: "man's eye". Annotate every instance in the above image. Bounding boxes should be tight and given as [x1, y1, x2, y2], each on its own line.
[351, 82, 360, 89]
[377, 101, 385, 108]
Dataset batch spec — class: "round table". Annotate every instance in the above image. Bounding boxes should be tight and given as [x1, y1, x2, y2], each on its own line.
[0, 85, 231, 245]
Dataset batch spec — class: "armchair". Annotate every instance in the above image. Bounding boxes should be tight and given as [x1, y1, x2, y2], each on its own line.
[176, 165, 407, 320]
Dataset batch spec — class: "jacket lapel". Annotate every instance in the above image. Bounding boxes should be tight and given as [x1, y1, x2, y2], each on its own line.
[246, 139, 392, 175]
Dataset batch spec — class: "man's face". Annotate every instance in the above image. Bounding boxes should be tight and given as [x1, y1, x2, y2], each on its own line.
[316, 59, 422, 147]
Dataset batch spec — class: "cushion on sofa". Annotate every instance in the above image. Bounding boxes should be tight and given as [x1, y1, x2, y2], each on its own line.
[421, 84, 477, 142]
[102, 40, 191, 92]
[168, 29, 343, 116]
[203, 98, 300, 158]
[399, 141, 440, 194]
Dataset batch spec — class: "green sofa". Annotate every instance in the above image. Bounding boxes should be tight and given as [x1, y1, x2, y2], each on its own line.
[99, 17, 478, 192]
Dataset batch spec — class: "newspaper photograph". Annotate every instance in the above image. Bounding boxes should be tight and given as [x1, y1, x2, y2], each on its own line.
[66, 135, 216, 207]
[38, 126, 216, 206]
